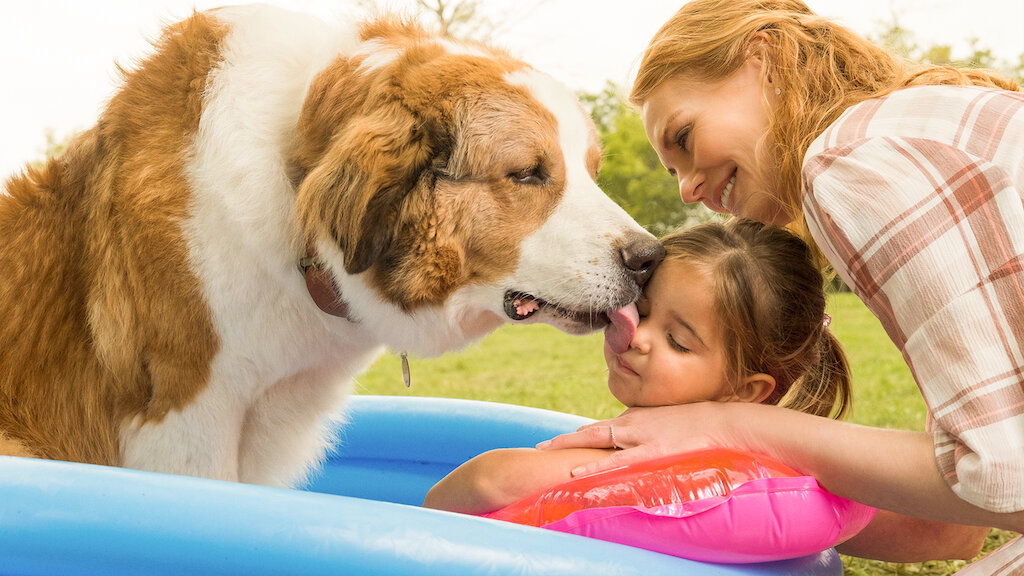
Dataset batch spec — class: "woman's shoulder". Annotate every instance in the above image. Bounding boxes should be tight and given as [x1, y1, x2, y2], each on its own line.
[852, 85, 1019, 123]
[801, 84, 1024, 263]
[807, 85, 1024, 160]
[875, 84, 1013, 106]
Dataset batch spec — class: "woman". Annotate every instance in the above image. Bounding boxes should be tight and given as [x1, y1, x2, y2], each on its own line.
[541, 0, 1024, 570]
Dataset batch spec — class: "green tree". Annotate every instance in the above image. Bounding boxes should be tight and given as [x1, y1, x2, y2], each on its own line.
[581, 82, 718, 235]
[409, 0, 488, 39]
[870, 17, 1022, 83]
[873, 17, 917, 59]
[29, 128, 74, 169]
[352, 0, 545, 42]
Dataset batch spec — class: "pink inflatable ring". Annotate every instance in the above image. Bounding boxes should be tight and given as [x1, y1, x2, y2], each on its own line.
[485, 448, 876, 563]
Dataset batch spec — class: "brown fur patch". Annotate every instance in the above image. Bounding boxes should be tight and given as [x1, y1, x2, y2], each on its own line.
[292, 20, 569, 311]
[0, 432, 37, 458]
[0, 13, 224, 464]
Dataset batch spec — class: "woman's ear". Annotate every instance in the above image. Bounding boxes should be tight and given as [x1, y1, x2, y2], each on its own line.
[731, 372, 776, 404]
[744, 31, 775, 64]
[743, 33, 779, 97]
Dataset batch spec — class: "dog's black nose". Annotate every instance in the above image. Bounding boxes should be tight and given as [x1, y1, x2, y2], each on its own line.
[619, 233, 665, 286]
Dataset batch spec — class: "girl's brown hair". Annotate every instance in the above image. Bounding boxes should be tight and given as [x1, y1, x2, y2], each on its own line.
[661, 219, 851, 418]
[630, 0, 1019, 262]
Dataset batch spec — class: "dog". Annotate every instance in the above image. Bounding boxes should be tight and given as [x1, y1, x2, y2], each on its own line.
[0, 5, 662, 488]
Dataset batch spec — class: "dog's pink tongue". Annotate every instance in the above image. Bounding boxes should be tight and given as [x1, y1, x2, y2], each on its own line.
[605, 303, 639, 354]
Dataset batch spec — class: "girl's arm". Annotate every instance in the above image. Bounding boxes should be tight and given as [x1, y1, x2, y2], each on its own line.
[423, 447, 614, 515]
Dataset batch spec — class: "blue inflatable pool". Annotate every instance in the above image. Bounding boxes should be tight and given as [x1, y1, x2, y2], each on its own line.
[0, 396, 842, 575]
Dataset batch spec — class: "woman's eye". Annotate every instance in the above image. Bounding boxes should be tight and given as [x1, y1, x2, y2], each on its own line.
[509, 166, 545, 185]
[674, 125, 692, 153]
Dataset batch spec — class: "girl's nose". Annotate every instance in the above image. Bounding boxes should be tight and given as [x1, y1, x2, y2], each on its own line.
[629, 320, 651, 354]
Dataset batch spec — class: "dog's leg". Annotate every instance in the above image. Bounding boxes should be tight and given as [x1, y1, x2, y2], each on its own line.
[120, 384, 246, 481]
[237, 368, 354, 488]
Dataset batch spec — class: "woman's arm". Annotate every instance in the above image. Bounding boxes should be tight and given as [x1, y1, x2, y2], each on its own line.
[423, 447, 614, 515]
[836, 510, 988, 562]
[541, 407, 995, 562]
[542, 403, 1024, 533]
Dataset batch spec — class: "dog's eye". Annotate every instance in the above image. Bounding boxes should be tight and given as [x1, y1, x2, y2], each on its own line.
[508, 166, 545, 186]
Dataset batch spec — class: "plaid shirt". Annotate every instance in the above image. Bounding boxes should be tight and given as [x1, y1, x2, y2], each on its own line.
[802, 86, 1024, 518]
[803, 85, 1024, 573]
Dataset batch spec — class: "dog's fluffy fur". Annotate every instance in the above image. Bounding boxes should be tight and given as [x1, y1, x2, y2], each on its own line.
[0, 5, 661, 487]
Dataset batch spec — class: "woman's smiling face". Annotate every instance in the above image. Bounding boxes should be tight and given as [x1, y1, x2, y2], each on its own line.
[641, 59, 791, 225]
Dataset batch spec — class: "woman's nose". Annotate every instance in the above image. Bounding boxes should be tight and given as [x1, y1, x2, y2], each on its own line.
[678, 171, 704, 204]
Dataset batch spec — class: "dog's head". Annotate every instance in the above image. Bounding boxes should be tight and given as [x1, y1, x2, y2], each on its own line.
[291, 19, 663, 354]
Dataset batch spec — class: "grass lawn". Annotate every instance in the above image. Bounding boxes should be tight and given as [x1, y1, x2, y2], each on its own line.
[355, 291, 1017, 575]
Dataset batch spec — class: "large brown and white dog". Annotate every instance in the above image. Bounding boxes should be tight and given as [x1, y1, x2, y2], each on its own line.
[0, 5, 661, 488]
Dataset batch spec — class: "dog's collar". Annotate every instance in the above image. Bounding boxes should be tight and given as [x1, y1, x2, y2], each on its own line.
[298, 246, 352, 321]
[297, 245, 411, 387]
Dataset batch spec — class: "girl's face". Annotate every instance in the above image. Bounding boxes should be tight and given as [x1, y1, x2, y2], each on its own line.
[641, 59, 791, 225]
[604, 258, 734, 408]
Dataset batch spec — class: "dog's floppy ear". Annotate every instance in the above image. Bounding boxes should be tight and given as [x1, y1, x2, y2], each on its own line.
[297, 101, 436, 274]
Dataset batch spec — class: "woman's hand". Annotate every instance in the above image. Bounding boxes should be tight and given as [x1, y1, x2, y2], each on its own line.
[537, 403, 734, 477]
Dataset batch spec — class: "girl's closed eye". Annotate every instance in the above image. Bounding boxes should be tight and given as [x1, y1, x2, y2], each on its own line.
[667, 332, 690, 353]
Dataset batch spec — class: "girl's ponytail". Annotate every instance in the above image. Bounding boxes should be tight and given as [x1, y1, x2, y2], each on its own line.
[778, 327, 851, 419]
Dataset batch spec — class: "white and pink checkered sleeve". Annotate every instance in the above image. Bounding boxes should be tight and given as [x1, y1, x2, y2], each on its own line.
[802, 86, 1024, 514]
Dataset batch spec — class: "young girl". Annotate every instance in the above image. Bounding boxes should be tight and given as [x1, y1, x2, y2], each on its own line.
[543, 0, 1021, 569]
[424, 219, 851, 515]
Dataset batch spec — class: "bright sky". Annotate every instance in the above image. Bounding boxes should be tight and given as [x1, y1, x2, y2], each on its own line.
[2, 0, 1022, 179]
